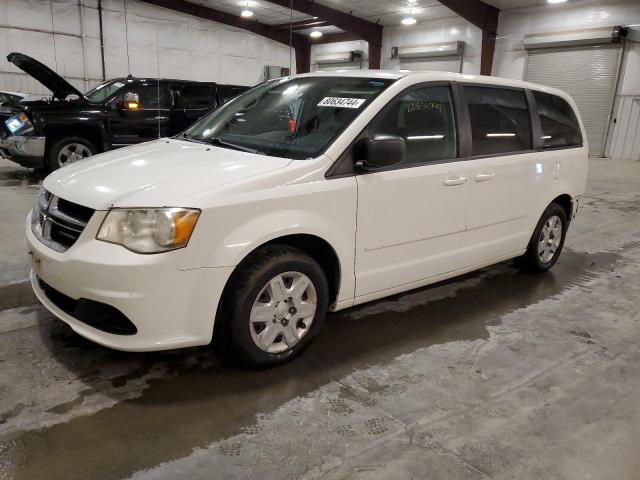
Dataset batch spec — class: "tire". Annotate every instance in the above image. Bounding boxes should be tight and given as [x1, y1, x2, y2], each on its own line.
[47, 136, 96, 171]
[218, 245, 329, 368]
[517, 203, 568, 272]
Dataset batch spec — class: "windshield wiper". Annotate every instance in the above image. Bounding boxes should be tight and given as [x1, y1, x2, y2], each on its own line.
[179, 133, 262, 154]
[206, 137, 261, 154]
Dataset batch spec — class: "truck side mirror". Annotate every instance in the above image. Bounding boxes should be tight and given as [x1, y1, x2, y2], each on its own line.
[122, 92, 140, 111]
[354, 134, 405, 171]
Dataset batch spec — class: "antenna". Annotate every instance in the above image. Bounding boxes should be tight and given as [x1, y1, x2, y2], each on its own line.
[156, 24, 161, 139]
[289, 0, 293, 73]
[124, 0, 131, 76]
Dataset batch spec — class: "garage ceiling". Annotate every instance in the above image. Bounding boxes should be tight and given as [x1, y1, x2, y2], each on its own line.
[195, 0, 579, 33]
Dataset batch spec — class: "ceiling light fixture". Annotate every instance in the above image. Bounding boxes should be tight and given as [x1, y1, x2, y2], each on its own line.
[310, 30, 323, 38]
[547, 0, 567, 3]
[240, 9, 254, 17]
[401, 16, 416, 25]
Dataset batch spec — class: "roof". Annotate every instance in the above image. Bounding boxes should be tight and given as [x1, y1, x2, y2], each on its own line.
[293, 69, 573, 100]
[108, 77, 217, 85]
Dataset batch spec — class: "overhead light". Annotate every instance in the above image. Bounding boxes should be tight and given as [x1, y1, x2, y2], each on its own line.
[547, 0, 567, 3]
[310, 30, 323, 38]
[240, 9, 254, 17]
[401, 17, 416, 25]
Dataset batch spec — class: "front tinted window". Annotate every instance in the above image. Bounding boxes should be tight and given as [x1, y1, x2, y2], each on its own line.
[465, 86, 532, 156]
[85, 80, 126, 103]
[183, 77, 394, 160]
[534, 91, 582, 148]
[180, 84, 216, 109]
[116, 83, 170, 109]
[370, 85, 457, 164]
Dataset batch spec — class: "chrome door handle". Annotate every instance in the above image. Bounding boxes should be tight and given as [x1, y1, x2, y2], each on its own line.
[475, 173, 496, 182]
[154, 116, 168, 120]
[443, 176, 467, 186]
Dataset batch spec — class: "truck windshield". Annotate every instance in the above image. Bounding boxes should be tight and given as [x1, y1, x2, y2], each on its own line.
[182, 76, 395, 160]
[85, 80, 127, 103]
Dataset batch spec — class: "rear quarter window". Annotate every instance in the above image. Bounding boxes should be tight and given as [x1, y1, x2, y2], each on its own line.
[533, 91, 582, 148]
[180, 84, 216, 109]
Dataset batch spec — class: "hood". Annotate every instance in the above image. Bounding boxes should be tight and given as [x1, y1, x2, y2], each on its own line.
[7, 52, 85, 100]
[43, 139, 293, 209]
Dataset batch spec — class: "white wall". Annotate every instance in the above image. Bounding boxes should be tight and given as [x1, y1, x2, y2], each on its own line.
[0, 0, 294, 96]
[381, 16, 482, 74]
[310, 16, 481, 74]
[310, 40, 370, 70]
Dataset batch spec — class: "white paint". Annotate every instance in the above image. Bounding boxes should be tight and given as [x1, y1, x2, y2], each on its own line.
[29, 70, 588, 353]
[0, 0, 294, 96]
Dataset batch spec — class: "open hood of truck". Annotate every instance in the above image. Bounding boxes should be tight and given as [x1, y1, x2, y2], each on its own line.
[7, 52, 85, 101]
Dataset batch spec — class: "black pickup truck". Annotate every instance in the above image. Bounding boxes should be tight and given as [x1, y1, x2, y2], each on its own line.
[0, 52, 250, 170]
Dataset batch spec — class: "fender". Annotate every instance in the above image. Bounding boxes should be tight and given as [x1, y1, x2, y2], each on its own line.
[204, 209, 356, 303]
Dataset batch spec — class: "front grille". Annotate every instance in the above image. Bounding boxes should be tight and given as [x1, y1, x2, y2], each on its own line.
[32, 189, 94, 252]
[37, 277, 138, 335]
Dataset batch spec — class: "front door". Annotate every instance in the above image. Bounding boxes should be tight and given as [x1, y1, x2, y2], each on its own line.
[355, 84, 471, 297]
[107, 81, 171, 146]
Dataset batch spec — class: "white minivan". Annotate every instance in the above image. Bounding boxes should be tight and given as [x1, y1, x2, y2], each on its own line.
[27, 71, 588, 367]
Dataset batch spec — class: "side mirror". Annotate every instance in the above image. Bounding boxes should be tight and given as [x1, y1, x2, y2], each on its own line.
[122, 92, 140, 111]
[354, 134, 405, 171]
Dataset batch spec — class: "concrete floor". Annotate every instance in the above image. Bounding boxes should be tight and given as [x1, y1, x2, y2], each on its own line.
[0, 158, 639, 480]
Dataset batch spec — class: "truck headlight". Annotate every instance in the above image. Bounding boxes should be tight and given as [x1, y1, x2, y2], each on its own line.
[96, 208, 200, 253]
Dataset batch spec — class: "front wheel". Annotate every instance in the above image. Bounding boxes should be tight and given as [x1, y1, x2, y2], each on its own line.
[47, 136, 96, 171]
[219, 245, 329, 368]
[517, 203, 568, 272]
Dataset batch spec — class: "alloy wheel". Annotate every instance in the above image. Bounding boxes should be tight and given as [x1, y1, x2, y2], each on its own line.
[538, 214, 562, 264]
[249, 271, 317, 354]
[58, 143, 93, 167]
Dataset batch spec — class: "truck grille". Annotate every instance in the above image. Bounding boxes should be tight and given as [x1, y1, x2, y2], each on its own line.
[32, 189, 94, 252]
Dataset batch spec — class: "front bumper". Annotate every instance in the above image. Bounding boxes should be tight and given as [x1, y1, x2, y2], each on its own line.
[0, 135, 45, 167]
[26, 210, 234, 351]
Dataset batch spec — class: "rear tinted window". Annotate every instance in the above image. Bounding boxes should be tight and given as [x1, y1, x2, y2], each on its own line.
[534, 91, 582, 148]
[465, 86, 532, 156]
[180, 84, 216, 109]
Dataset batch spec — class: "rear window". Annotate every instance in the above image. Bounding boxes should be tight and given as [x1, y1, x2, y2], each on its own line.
[180, 84, 216, 109]
[533, 91, 582, 148]
[465, 86, 532, 156]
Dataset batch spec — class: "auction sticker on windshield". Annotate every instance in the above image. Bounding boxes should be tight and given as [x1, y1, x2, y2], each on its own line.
[317, 97, 366, 108]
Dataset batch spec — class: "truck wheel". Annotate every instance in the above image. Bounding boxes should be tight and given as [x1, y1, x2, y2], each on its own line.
[219, 245, 329, 368]
[517, 203, 568, 272]
[47, 137, 96, 171]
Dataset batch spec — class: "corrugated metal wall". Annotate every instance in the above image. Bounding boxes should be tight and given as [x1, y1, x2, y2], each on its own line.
[608, 95, 640, 160]
[0, 0, 293, 96]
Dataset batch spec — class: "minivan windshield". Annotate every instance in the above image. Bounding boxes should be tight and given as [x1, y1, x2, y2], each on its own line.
[182, 76, 395, 159]
[85, 80, 127, 103]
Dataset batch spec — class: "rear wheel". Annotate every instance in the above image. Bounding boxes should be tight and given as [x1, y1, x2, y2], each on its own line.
[517, 203, 568, 272]
[47, 136, 96, 171]
[219, 245, 329, 368]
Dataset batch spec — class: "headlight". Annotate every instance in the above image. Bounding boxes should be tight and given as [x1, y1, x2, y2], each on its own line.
[96, 208, 200, 253]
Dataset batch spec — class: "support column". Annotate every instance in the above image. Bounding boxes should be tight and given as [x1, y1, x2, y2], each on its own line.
[368, 41, 382, 69]
[480, 30, 496, 76]
[293, 36, 311, 74]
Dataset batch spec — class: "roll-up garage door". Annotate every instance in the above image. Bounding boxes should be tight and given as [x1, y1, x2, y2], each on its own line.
[524, 43, 622, 157]
[399, 56, 462, 73]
